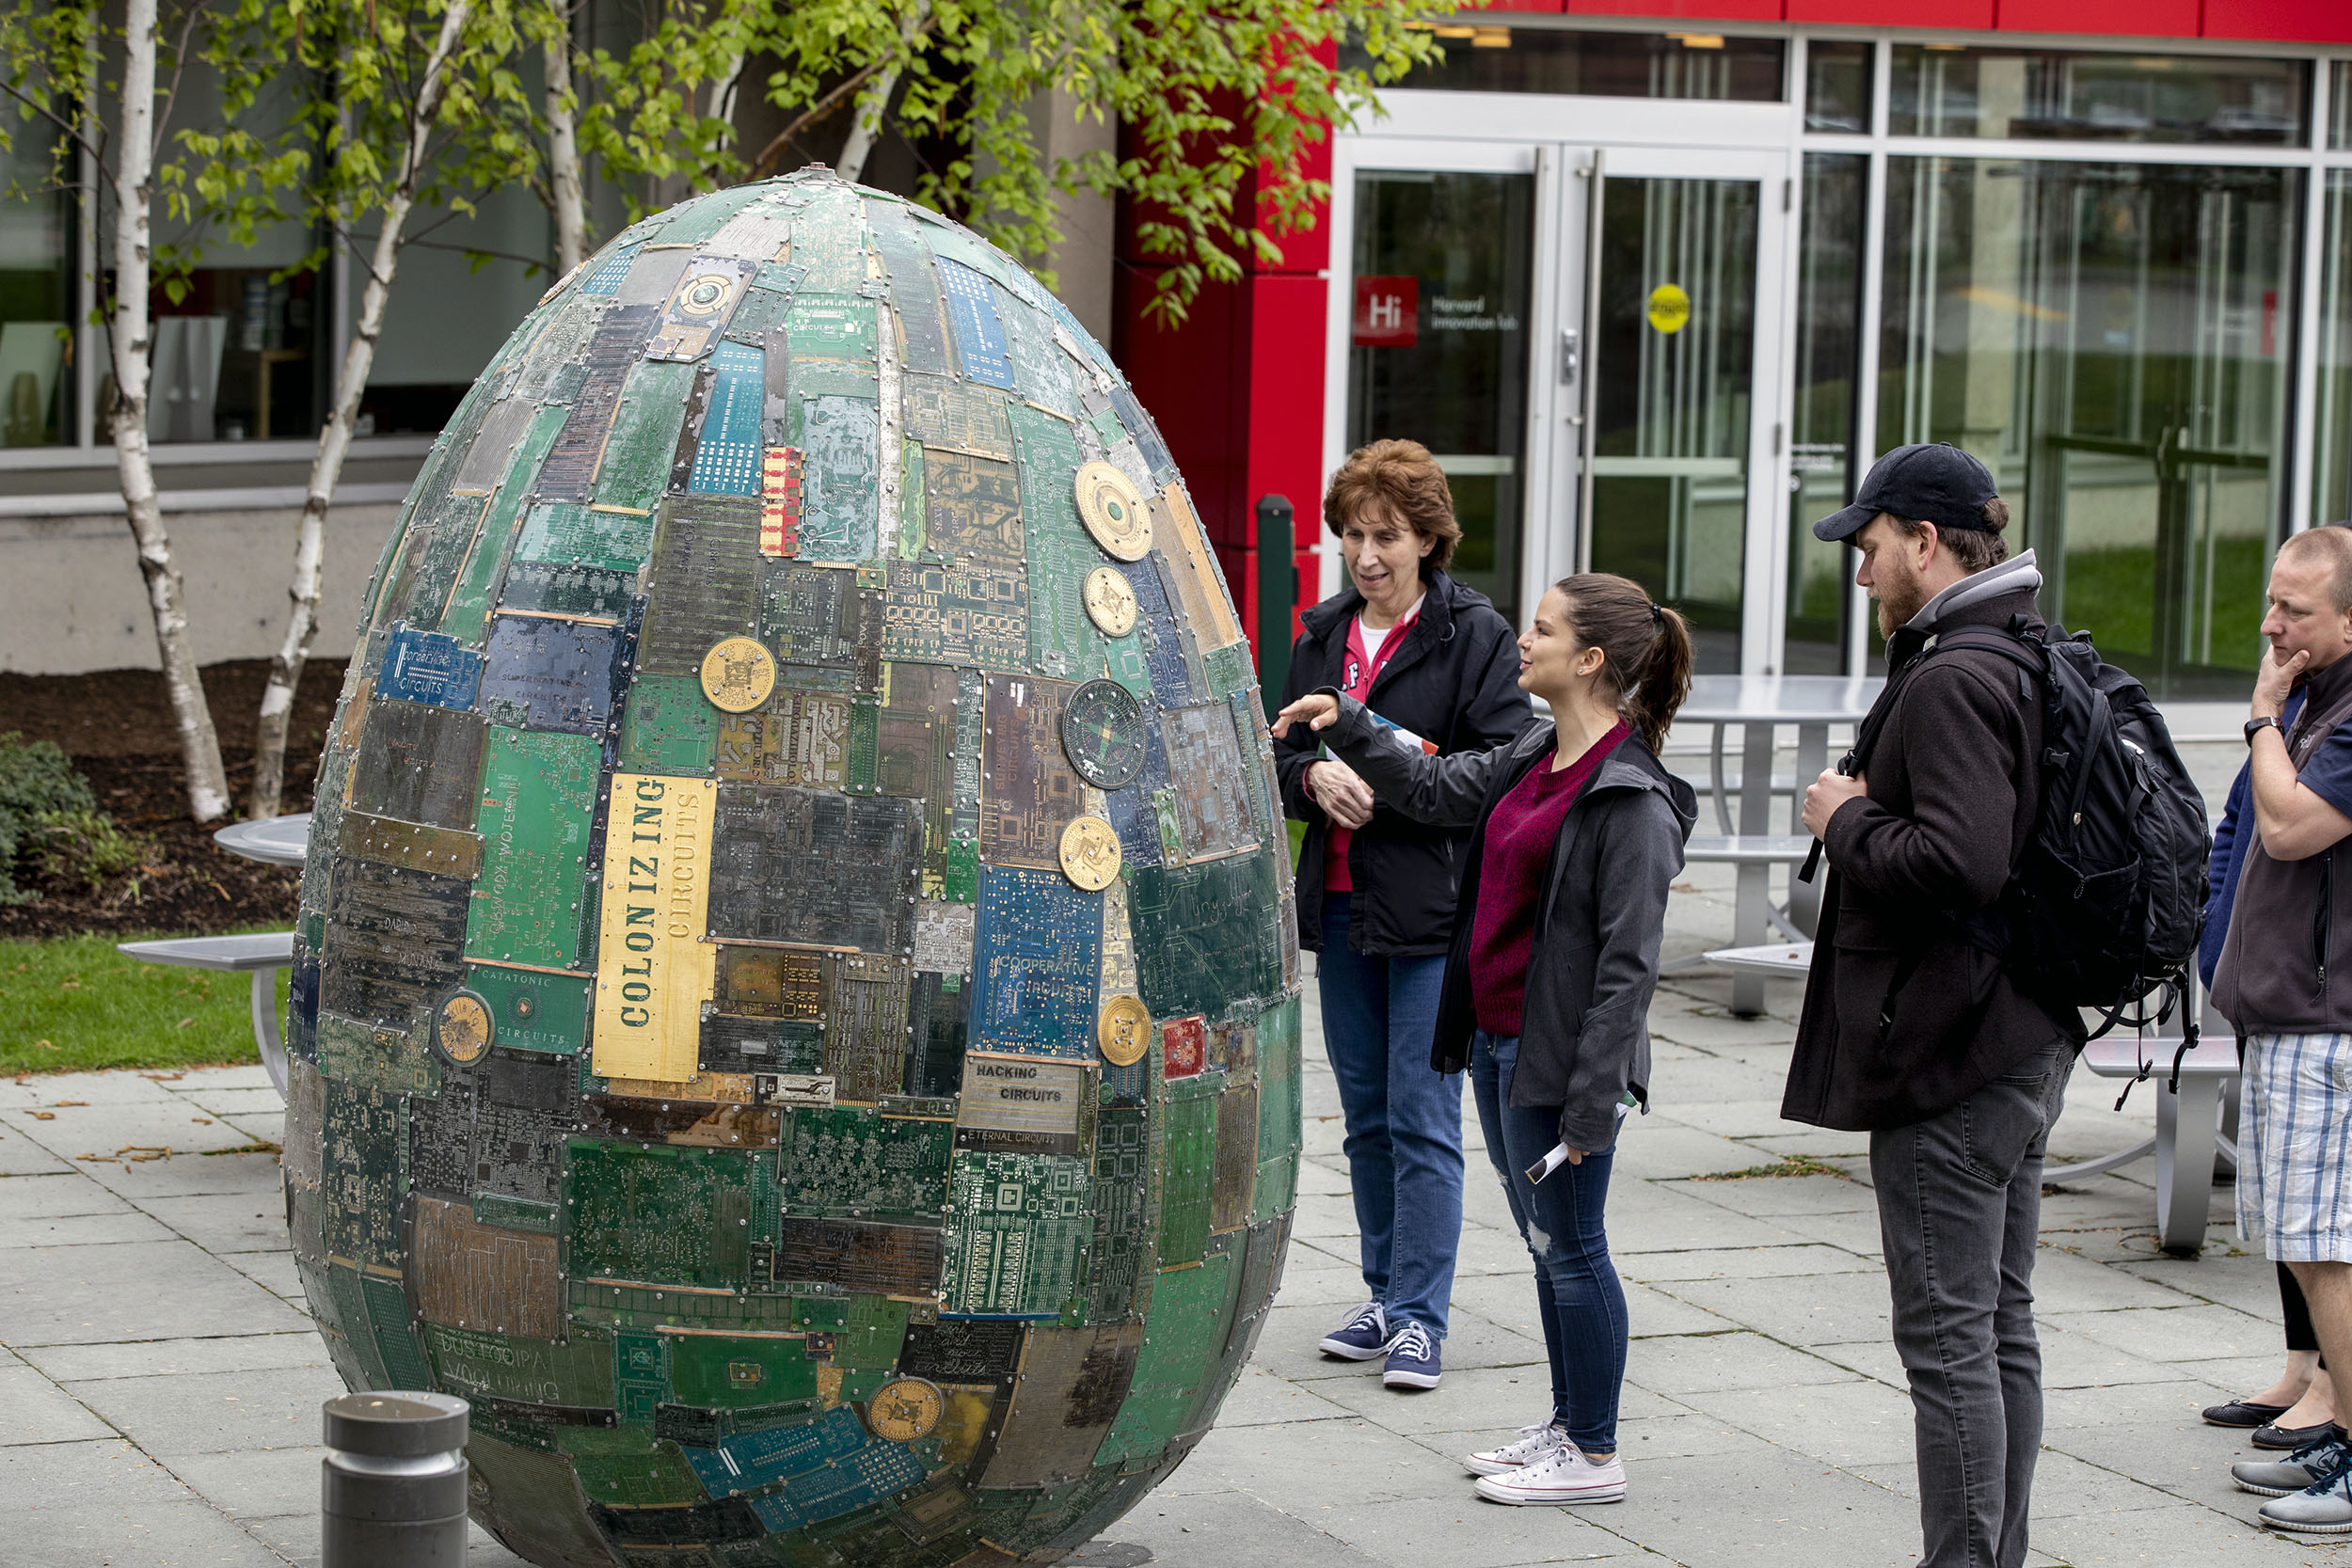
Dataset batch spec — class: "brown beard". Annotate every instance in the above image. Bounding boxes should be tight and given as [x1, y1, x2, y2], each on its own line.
[1873, 558, 1925, 639]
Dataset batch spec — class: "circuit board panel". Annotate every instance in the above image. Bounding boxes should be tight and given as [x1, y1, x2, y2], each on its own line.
[466, 727, 600, 971]
[941, 1150, 1091, 1317]
[978, 674, 1080, 869]
[778, 1105, 953, 1223]
[970, 867, 1100, 1059]
[707, 784, 919, 953]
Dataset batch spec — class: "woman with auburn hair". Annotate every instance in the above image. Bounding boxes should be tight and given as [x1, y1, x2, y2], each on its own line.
[1272, 439, 1531, 1393]
[1277, 572, 1696, 1506]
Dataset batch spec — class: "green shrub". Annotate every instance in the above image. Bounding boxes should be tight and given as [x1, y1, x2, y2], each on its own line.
[0, 734, 101, 904]
[29, 808, 156, 897]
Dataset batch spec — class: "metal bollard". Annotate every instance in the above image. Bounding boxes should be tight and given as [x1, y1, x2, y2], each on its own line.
[321, 1390, 470, 1568]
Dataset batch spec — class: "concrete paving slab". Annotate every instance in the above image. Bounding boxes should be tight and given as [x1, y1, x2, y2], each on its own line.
[221, 1247, 312, 1303]
[1659, 1173, 1876, 1216]
[1613, 1123, 1783, 1180]
[0, 1363, 116, 1445]
[0, 1237, 311, 1346]
[64, 1146, 285, 1203]
[5, 1099, 267, 1161]
[1107, 1489, 1401, 1568]
[1656, 1270, 1894, 1346]
[0, 1170, 135, 1218]
[2040, 1303, 2279, 1366]
[137, 1191, 292, 1255]
[0, 1121, 74, 1175]
[167, 1441, 319, 1519]
[0, 1208, 177, 1250]
[171, 1086, 288, 1117]
[65, 1362, 342, 1457]
[1618, 1243, 1879, 1282]
[1625, 1331, 1860, 1396]
[1312, 1489, 1641, 1567]
[2027, 1497, 2340, 1565]
[1675, 1376, 1922, 1466]
[2, 1069, 187, 1106]
[1586, 1439, 1927, 1568]
[1178, 1416, 1468, 1507]
[21, 1330, 332, 1384]
[1216, 1366, 1363, 1428]
[3, 1436, 287, 1568]
[1653, 1098, 1820, 1140]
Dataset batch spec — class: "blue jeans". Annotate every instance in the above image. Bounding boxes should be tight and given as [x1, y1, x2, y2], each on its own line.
[1470, 1029, 1627, 1453]
[1316, 894, 1462, 1336]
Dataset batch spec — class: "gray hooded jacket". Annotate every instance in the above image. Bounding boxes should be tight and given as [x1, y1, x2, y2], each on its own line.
[1314, 696, 1697, 1152]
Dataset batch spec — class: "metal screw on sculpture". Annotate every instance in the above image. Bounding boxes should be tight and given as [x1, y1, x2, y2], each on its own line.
[283, 167, 1302, 1568]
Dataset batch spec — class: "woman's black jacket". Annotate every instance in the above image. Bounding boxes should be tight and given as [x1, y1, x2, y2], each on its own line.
[1315, 700, 1696, 1153]
[1274, 571, 1529, 957]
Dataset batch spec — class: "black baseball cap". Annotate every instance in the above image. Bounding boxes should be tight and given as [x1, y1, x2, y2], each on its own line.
[1813, 443, 2000, 543]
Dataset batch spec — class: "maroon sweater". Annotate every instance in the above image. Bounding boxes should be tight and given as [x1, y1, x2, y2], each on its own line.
[1470, 722, 1628, 1036]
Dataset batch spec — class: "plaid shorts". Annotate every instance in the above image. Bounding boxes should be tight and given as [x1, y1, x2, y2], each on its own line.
[2239, 1032, 2352, 1263]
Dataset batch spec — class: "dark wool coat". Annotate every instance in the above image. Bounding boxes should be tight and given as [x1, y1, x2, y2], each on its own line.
[1783, 585, 2085, 1132]
[1275, 570, 1530, 957]
[1319, 704, 1696, 1154]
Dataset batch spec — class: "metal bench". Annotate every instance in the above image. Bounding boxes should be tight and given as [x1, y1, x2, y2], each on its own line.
[1682, 837, 1820, 1014]
[1700, 940, 1814, 982]
[2045, 1035, 2239, 1255]
[116, 931, 294, 1098]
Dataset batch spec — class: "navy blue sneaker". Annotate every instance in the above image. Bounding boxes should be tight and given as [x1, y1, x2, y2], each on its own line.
[1319, 1301, 1392, 1361]
[1383, 1321, 1442, 1389]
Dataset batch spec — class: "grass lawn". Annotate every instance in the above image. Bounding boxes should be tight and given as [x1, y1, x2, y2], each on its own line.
[2, 927, 289, 1076]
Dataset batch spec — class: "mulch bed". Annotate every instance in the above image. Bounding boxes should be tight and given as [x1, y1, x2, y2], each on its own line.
[1, 657, 346, 940]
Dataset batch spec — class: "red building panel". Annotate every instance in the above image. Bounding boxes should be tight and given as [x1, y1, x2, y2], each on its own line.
[1787, 0, 1993, 24]
[1996, 0, 2199, 34]
[2200, 0, 2352, 42]
[1564, 0, 1784, 18]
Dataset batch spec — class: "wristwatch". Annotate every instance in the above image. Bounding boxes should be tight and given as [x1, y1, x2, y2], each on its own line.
[2246, 715, 2282, 745]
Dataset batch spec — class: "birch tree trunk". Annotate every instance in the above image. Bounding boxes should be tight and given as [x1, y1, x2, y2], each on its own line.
[544, 0, 583, 275]
[248, 0, 475, 818]
[835, 0, 930, 182]
[111, 0, 230, 823]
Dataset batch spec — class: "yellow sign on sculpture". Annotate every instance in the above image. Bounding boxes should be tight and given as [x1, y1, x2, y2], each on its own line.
[592, 772, 718, 1082]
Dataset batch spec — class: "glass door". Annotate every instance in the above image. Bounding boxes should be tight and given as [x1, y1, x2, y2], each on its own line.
[1571, 148, 1787, 673]
[1330, 141, 1787, 668]
[1342, 158, 1539, 629]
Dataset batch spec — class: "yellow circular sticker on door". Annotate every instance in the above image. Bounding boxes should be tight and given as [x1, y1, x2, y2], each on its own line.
[1647, 284, 1691, 335]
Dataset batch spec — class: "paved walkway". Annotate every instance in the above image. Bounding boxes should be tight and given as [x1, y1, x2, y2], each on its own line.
[3, 741, 2342, 1566]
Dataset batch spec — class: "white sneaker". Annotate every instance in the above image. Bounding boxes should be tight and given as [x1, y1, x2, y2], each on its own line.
[1472, 1444, 1626, 1506]
[1464, 1422, 1567, 1477]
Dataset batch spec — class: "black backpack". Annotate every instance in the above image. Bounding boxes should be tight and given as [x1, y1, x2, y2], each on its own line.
[1814, 616, 2210, 1072]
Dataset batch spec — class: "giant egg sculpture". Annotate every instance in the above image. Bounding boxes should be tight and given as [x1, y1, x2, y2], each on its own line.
[285, 168, 1302, 1568]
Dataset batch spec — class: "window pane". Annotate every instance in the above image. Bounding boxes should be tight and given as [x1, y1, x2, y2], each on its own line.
[1345, 27, 1785, 102]
[1588, 176, 1758, 673]
[2317, 172, 2352, 527]
[147, 261, 326, 443]
[1890, 45, 2307, 146]
[0, 123, 74, 448]
[1878, 156, 2297, 697]
[2333, 63, 2351, 150]
[1806, 40, 1873, 133]
[1787, 154, 1865, 673]
[1346, 170, 1535, 628]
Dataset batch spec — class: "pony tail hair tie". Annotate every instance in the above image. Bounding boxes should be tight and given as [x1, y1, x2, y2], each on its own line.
[1649, 602, 1664, 626]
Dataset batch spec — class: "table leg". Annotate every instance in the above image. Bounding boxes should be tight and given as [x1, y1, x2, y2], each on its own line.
[2153, 1074, 2223, 1255]
[1730, 721, 1775, 1017]
[250, 966, 290, 1101]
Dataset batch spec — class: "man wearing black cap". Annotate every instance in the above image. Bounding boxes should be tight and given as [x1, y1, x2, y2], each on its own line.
[1788, 443, 2084, 1568]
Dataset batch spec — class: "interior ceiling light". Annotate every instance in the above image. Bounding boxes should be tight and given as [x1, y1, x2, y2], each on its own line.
[1434, 24, 1477, 39]
[1470, 26, 1512, 46]
[1669, 32, 1726, 48]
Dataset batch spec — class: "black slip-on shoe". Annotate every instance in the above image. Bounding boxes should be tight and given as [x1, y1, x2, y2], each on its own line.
[2256, 1419, 2343, 1450]
[2206, 1399, 2294, 1428]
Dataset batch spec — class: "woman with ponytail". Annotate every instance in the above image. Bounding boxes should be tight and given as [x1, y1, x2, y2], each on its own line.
[1275, 573, 1696, 1508]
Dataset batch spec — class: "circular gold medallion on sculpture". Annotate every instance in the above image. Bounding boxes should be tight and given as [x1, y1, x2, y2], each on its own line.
[699, 636, 776, 712]
[866, 1377, 945, 1442]
[1098, 994, 1152, 1067]
[1074, 462, 1152, 562]
[434, 992, 493, 1066]
[677, 271, 740, 318]
[1083, 566, 1138, 637]
[1058, 816, 1122, 891]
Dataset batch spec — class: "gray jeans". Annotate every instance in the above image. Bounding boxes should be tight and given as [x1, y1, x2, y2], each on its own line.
[1870, 1041, 2072, 1568]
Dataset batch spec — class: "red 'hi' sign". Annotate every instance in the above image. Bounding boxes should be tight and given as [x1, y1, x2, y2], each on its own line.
[1353, 276, 1417, 347]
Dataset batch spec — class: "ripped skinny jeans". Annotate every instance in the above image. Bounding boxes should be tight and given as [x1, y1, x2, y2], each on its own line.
[1470, 1029, 1627, 1453]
